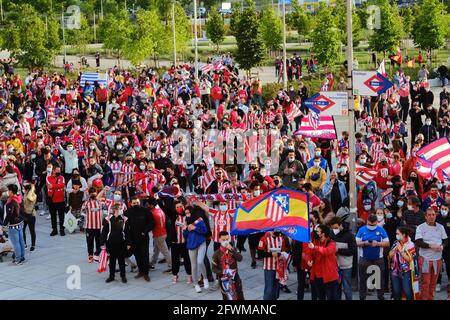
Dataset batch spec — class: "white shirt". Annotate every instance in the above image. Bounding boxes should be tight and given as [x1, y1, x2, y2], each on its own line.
[415, 222, 448, 261]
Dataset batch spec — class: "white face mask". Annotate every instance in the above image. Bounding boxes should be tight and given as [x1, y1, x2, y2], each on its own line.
[47, 167, 53, 174]
[253, 190, 261, 197]
[407, 205, 414, 211]
[89, 145, 95, 150]
[397, 200, 404, 207]
[376, 215, 384, 222]
[139, 165, 146, 171]
[437, 183, 443, 189]
[359, 158, 366, 164]
[441, 210, 448, 218]
[332, 228, 340, 235]
[113, 194, 121, 201]
[315, 151, 321, 157]
[364, 205, 371, 211]
[161, 153, 167, 158]
[220, 240, 230, 248]
[219, 205, 228, 211]
[426, 120, 432, 126]
[396, 234, 403, 241]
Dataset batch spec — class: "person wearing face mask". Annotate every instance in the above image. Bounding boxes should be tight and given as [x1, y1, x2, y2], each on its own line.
[305, 158, 327, 193]
[98, 156, 114, 188]
[422, 184, 445, 213]
[257, 230, 289, 300]
[194, 200, 236, 252]
[336, 164, 350, 192]
[280, 139, 301, 163]
[401, 196, 425, 241]
[308, 224, 340, 300]
[415, 208, 449, 300]
[436, 204, 450, 292]
[388, 226, 417, 300]
[356, 214, 390, 300]
[322, 171, 348, 214]
[81, 188, 103, 263]
[306, 147, 328, 172]
[170, 201, 193, 284]
[124, 197, 155, 282]
[419, 117, 437, 144]
[211, 231, 245, 300]
[329, 217, 356, 300]
[277, 151, 305, 189]
[58, 142, 79, 182]
[46, 165, 67, 237]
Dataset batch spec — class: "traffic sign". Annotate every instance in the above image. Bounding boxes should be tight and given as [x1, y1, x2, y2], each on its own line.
[352, 71, 393, 96]
[304, 91, 348, 116]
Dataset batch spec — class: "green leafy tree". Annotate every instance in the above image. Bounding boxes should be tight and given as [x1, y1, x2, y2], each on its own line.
[229, 2, 242, 37]
[288, 1, 312, 41]
[332, 0, 362, 47]
[124, 9, 164, 65]
[66, 14, 92, 54]
[46, 18, 63, 58]
[164, 2, 191, 61]
[101, 10, 132, 65]
[206, 6, 225, 52]
[260, 7, 282, 54]
[412, 0, 448, 55]
[311, 4, 341, 68]
[1, 4, 53, 69]
[400, 7, 414, 38]
[234, 0, 266, 72]
[368, 0, 402, 56]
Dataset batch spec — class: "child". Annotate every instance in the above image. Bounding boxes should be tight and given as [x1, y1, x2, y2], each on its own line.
[68, 181, 85, 233]
[101, 204, 131, 283]
[23, 182, 37, 251]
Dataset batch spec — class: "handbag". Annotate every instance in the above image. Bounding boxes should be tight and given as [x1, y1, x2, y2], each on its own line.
[63, 211, 78, 233]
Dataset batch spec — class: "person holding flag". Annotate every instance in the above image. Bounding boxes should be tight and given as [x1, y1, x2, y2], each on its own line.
[257, 230, 290, 300]
[211, 231, 245, 300]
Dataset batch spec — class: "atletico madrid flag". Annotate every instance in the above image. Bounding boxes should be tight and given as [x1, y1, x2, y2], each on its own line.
[231, 189, 310, 242]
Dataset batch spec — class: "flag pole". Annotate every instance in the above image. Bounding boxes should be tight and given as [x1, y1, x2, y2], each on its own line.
[193, 0, 198, 80]
[346, 0, 357, 226]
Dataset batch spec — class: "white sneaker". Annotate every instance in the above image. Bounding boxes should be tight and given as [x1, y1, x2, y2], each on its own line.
[46, 214, 51, 220]
[39, 211, 45, 216]
[194, 284, 202, 293]
[203, 280, 209, 290]
[436, 283, 441, 292]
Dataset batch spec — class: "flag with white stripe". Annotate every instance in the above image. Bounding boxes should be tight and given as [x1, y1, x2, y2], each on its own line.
[266, 193, 290, 222]
[295, 115, 337, 139]
[356, 164, 378, 186]
[416, 137, 450, 180]
[201, 166, 216, 190]
[80, 73, 109, 87]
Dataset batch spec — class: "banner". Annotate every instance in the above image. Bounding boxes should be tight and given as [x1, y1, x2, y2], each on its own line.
[294, 115, 337, 139]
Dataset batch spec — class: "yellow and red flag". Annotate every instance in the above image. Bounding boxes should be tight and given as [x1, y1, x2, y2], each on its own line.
[231, 189, 310, 242]
[406, 59, 415, 68]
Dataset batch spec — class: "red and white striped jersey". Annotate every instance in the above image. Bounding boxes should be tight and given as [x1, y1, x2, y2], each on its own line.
[174, 215, 186, 244]
[209, 209, 234, 242]
[121, 162, 137, 187]
[370, 142, 387, 164]
[17, 121, 31, 136]
[82, 199, 103, 230]
[83, 125, 99, 138]
[258, 232, 287, 270]
[108, 161, 123, 187]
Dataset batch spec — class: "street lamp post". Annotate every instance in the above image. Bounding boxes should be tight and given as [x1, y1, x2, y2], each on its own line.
[100, 0, 104, 19]
[172, 1, 177, 66]
[346, 0, 357, 221]
[62, 10, 67, 64]
[193, 0, 198, 80]
[282, 0, 287, 90]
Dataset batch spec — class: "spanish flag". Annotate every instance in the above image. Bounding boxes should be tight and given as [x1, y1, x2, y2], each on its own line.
[231, 189, 310, 242]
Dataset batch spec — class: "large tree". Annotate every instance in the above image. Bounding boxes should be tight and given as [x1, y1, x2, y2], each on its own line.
[123, 9, 164, 66]
[368, 0, 403, 56]
[288, 1, 312, 41]
[100, 10, 132, 66]
[332, 0, 362, 47]
[66, 14, 92, 55]
[311, 4, 341, 68]
[206, 6, 225, 52]
[260, 7, 282, 55]
[1, 4, 54, 69]
[412, 0, 448, 55]
[234, 0, 265, 72]
[229, 2, 242, 37]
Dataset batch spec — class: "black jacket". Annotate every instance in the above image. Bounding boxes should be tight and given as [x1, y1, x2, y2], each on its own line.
[124, 205, 155, 242]
[4, 199, 23, 226]
[101, 214, 131, 248]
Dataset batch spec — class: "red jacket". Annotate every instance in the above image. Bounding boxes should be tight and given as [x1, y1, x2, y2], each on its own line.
[96, 88, 108, 103]
[151, 206, 167, 238]
[309, 238, 339, 284]
[46, 175, 66, 203]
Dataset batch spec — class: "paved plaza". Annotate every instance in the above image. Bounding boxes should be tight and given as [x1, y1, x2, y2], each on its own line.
[0, 213, 448, 300]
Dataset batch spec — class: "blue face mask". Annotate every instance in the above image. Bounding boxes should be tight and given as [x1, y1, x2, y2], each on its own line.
[397, 200, 404, 208]
[385, 212, 393, 219]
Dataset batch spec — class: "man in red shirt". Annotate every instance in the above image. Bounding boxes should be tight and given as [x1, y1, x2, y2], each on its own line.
[153, 94, 171, 114]
[148, 198, 172, 272]
[96, 83, 109, 115]
[46, 165, 66, 236]
[211, 82, 223, 112]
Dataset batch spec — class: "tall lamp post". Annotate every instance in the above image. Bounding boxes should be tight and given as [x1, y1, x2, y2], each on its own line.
[346, 0, 357, 224]
[193, 0, 198, 80]
[172, 1, 177, 67]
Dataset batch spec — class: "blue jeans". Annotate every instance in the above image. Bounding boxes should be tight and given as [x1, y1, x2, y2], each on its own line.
[9, 225, 25, 262]
[391, 271, 414, 300]
[338, 268, 353, 300]
[263, 270, 280, 300]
